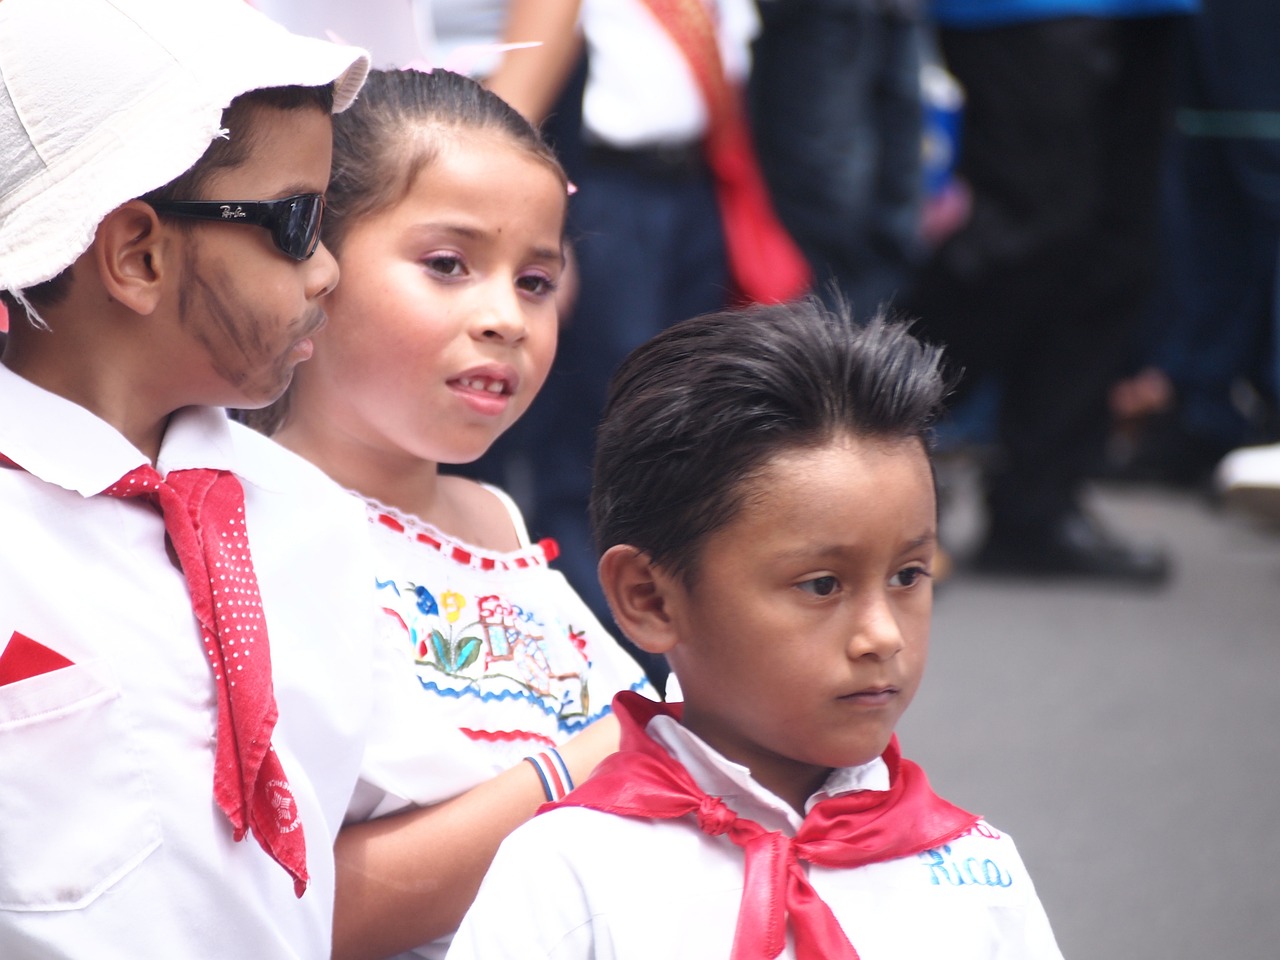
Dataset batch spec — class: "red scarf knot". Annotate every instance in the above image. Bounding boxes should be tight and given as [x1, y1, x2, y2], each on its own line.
[697, 794, 737, 836]
[547, 692, 980, 960]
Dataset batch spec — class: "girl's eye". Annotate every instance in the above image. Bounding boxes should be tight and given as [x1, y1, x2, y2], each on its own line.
[517, 273, 557, 297]
[422, 253, 465, 278]
[797, 575, 839, 597]
[891, 565, 932, 588]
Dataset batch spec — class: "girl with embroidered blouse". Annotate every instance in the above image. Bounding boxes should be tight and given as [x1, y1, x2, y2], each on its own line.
[447, 299, 1065, 960]
[243, 68, 654, 960]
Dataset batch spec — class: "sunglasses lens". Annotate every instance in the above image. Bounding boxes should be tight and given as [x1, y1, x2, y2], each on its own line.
[277, 195, 323, 260]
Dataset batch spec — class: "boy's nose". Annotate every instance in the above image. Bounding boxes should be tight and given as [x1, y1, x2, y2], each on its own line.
[307, 242, 340, 300]
[847, 593, 905, 661]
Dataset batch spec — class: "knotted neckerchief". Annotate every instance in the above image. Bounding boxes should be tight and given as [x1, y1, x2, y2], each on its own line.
[1, 453, 309, 895]
[546, 691, 979, 959]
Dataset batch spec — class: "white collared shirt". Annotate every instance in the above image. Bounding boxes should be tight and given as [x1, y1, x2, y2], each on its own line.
[448, 716, 1065, 960]
[0, 365, 488, 959]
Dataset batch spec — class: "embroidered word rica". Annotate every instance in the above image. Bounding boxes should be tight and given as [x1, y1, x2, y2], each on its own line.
[919, 844, 1013, 888]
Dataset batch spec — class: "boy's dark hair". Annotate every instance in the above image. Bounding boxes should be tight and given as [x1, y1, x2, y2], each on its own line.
[142, 84, 334, 208]
[0, 84, 333, 317]
[590, 297, 949, 584]
[238, 68, 567, 435]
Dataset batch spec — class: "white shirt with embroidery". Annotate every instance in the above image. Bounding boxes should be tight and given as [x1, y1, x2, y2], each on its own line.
[364, 490, 653, 777]
[448, 715, 1065, 960]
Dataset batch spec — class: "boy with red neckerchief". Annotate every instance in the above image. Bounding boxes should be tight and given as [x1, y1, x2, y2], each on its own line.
[0, 2, 493, 957]
[448, 299, 1064, 960]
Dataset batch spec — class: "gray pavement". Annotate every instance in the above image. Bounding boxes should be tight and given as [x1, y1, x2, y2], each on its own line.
[897, 466, 1280, 959]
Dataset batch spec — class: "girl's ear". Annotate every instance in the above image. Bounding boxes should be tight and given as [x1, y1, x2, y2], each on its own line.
[597, 545, 681, 656]
[92, 200, 172, 316]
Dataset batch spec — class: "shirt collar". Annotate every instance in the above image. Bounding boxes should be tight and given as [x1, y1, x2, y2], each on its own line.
[645, 713, 890, 834]
[0, 363, 247, 495]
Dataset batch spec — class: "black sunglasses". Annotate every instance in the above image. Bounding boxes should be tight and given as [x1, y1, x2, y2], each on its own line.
[149, 193, 325, 261]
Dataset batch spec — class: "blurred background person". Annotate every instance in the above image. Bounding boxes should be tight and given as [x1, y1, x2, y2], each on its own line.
[484, 0, 808, 693]
[749, 0, 931, 318]
[1106, 0, 1280, 501]
[903, 0, 1197, 584]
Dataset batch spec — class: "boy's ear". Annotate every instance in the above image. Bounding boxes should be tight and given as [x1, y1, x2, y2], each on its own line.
[597, 545, 682, 656]
[92, 200, 174, 316]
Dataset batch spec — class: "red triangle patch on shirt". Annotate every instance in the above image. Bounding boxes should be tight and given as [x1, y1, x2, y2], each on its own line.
[0, 631, 75, 686]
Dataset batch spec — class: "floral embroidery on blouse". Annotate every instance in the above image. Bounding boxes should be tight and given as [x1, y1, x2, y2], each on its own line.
[364, 499, 641, 737]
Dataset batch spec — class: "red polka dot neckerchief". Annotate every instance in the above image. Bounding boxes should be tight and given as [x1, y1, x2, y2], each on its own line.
[1, 452, 308, 896]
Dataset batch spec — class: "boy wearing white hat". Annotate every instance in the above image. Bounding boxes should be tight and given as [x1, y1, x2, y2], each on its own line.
[0, 1, 492, 957]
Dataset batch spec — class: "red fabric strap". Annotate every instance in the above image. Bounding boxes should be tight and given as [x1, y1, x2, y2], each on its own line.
[546, 692, 980, 960]
[638, 0, 811, 305]
[103, 463, 309, 896]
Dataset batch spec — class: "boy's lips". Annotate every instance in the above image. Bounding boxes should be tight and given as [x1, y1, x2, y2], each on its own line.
[291, 308, 328, 358]
[837, 685, 899, 705]
[289, 312, 327, 362]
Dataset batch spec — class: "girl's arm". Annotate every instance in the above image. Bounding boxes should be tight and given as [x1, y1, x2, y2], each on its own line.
[330, 713, 619, 960]
[482, 0, 583, 124]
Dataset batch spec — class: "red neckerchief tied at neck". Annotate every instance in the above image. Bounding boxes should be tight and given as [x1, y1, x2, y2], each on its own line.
[545, 691, 979, 960]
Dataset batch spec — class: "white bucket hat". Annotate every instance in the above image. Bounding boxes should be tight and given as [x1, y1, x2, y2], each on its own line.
[0, 0, 370, 295]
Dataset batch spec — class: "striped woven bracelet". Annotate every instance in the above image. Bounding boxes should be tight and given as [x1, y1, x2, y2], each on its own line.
[524, 748, 574, 802]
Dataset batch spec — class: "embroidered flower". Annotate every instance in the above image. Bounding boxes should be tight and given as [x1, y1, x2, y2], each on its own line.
[442, 590, 466, 624]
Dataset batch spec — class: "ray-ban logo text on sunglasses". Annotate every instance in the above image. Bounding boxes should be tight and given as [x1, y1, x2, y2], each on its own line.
[148, 194, 325, 260]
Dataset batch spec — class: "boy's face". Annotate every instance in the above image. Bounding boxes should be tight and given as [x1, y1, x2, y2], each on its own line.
[172, 104, 338, 409]
[663, 434, 937, 810]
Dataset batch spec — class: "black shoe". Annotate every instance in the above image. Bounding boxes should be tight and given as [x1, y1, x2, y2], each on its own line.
[973, 509, 1171, 585]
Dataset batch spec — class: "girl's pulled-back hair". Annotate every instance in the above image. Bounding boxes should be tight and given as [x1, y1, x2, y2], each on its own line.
[590, 297, 949, 583]
[323, 67, 567, 256]
[238, 68, 566, 434]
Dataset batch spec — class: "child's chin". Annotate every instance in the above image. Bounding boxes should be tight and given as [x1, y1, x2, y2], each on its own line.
[826, 738, 894, 770]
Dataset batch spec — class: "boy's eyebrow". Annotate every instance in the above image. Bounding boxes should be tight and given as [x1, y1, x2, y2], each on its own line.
[201, 182, 324, 201]
[904, 532, 939, 551]
[773, 530, 939, 561]
[284, 182, 327, 197]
